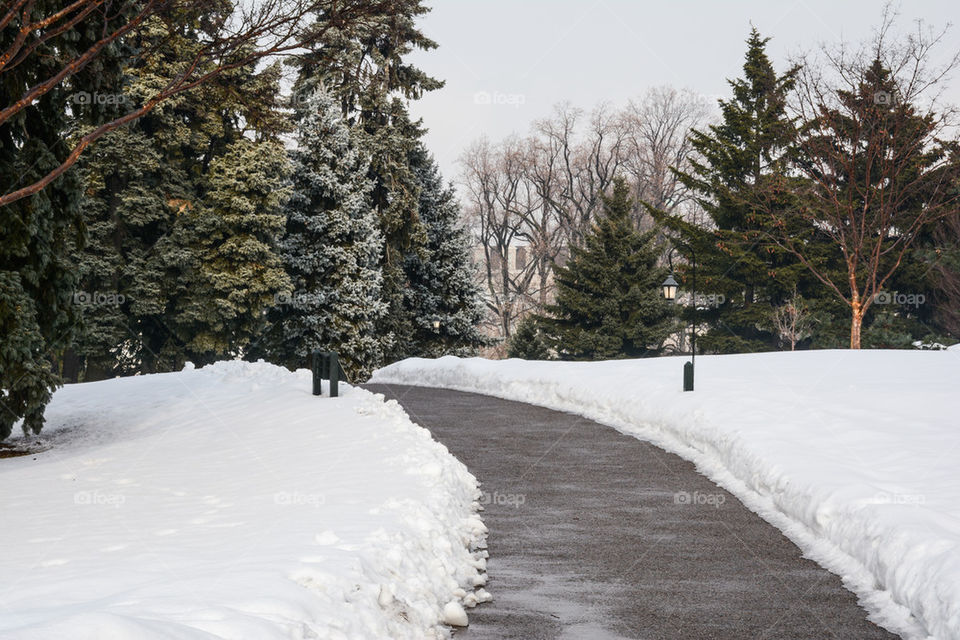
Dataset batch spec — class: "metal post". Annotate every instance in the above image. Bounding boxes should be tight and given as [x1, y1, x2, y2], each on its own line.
[686, 247, 696, 392]
[691, 249, 696, 369]
[328, 352, 339, 398]
[311, 350, 322, 396]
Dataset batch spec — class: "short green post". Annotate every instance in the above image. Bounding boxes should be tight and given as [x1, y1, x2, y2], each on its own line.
[311, 350, 322, 396]
[311, 351, 341, 397]
[683, 361, 694, 392]
[328, 352, 339, 398]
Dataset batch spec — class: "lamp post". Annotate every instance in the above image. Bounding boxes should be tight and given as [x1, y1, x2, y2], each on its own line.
[661, 248, 696, 392]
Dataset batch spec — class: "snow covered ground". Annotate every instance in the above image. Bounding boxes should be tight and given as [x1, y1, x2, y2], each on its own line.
[372, 349, 960, 640]
[0, 361, 489, 639]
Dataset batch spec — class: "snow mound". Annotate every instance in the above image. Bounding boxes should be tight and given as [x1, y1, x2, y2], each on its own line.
[0, 360, 488, 639]
[372, 349, 960, 640]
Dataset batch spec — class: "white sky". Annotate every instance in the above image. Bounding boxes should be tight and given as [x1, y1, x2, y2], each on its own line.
[407, 0, 960, 183]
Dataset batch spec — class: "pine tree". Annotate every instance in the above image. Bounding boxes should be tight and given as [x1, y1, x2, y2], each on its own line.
[402, 147, 488, 357]
[649, 29, 815, 353]
[543, 178, 675, 360]
[71, 124, 174, 380]
[255, 88, 386, 381]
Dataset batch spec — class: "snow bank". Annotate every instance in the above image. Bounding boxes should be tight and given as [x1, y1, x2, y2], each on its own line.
[372, 350, 960, 640]
[0, 360, 488, 639]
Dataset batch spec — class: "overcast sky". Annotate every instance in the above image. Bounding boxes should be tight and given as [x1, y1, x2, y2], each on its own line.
[406, 0, 960, 183]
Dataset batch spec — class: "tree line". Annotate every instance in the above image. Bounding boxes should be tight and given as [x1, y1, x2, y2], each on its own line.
[0, 0, 486, 440]
[465, 17, 960, 360]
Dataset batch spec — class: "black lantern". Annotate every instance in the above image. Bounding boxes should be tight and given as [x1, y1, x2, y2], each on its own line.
[661, 275, 679, 302]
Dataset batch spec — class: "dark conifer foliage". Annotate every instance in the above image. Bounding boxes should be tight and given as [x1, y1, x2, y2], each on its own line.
[543, 178, 675, 360]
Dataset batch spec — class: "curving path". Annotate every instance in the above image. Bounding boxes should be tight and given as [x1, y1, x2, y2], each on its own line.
[365, 383, 898, 640]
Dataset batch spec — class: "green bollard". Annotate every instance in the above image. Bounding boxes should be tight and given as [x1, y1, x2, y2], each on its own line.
[683, 361, 694, 392]
[311, 351, 343, 397]
[328, 352, 339, 398]
[311, 350, 322, 396]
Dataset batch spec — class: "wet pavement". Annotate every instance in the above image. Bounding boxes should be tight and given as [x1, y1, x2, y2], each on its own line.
[365, 383, 898, 640]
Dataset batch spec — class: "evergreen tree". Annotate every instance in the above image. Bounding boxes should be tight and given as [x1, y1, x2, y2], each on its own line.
[767, 57, 960, 349]
[255, 88, 386, 381]
[0, 1, 131, 438]
[292, 1, 442, 362]
[507, 315, 552, 360]
[70, 126, 169, 380]
[543, 178, 675, 360]
[402, 147, 488, 358]
[649, 29, 816, 353]
[168, 139, 291, 366]
[71, 16, 290, 377]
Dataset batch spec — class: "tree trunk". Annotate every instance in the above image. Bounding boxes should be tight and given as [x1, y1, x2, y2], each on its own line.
[850, 302, 863, 349]
[59, 349, 82, 384]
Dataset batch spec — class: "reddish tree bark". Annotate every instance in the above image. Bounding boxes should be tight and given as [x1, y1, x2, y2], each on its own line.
[0, 0, 400, 207]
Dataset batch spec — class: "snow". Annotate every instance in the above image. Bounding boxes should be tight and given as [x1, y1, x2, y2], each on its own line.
[372, 349, 960, 640]
[440, 601, 468, 627]
[0, 360, 488, 639]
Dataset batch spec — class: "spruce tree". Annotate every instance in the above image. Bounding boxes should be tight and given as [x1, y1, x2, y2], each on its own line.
[292, 1, 442, 363]
[72, 20, 290, 377]
[168, 139, 291, 365]
[70, 126, 169, 380]
[0, 1, 130, 438]
[507, 316, 552, 360]
[543, 178, 675, 360]
[649, 29, 814, 353]
[256, 88, 386, 380]
[402, 147, 488, 357]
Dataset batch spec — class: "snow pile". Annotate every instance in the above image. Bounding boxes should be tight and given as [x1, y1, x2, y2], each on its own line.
[0, 360, 488, 639]
[372, 349, 960, 640]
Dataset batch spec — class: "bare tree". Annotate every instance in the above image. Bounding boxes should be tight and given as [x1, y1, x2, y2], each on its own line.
[620, 86, 710, 225]
[462, 94, 709, 345]
[761, 14, 960, 348]
[772, 288, 813, 350]
[459, 137, 538, 341]
[534, 102, 626, 246]
[519, 131, 571, 307]
[0, 0, 400, 207]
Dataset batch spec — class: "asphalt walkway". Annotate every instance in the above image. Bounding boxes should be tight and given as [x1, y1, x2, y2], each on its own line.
[364, 383, 898, 640]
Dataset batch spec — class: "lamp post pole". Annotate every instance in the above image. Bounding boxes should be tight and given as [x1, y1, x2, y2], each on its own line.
[661, 246, 696, 392]
[686, 247, 696, 392]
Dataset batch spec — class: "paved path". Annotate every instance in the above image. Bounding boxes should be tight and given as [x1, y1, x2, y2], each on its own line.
[365, 384, 898, 640]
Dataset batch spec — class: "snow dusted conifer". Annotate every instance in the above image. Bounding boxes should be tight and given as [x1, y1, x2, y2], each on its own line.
[171, 139, 291, 365]
[402, 147, 487, 357]
[259, 87, 387, 380]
